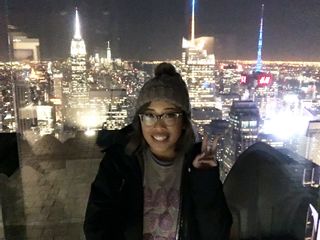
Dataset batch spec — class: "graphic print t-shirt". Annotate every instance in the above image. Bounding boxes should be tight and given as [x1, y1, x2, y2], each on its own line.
[143, 149, 183, 240]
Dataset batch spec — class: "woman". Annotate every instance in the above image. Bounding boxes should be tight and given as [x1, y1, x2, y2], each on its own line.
[84, 62, 232, 240]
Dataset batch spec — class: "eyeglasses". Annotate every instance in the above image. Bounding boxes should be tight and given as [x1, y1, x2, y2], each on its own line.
[139, 112, 183, 126]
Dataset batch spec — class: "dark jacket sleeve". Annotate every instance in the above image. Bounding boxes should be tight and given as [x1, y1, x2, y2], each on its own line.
[83, 149, 126, 240]
[189, 160, 232, 239]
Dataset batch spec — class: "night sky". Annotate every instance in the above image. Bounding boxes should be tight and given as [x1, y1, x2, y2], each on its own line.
[7, 0, 320, 61]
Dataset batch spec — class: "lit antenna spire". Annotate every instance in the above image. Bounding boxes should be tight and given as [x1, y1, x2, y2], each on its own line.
[256, 4, 264, 72]
[70, 7, 86, 56]
[74, 8, 82, 40]
[191, 0, 195, 42]
[106, 41, 112, 62]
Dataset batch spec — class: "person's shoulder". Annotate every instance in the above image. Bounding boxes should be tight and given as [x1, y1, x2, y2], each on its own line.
[100, 134, 136, 167]
[183, 142, 202, 164]
[97, 144, 130, 175]
[96, 124, 133, 151]
[194, 142, 202, 151]
[189, 142, 202, 155]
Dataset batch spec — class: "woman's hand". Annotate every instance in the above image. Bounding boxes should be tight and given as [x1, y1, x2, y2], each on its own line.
[192, 134, 221, 169]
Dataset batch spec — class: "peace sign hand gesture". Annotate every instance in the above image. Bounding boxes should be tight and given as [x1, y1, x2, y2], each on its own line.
[192, 134, 221, 169]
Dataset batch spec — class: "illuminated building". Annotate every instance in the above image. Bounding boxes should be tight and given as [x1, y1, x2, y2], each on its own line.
[257, 133, 284, 148]
[240, 72, 273, 89]
[240, 71, 273, 99]
[8, 26, 40, 61]
[14, 63, 54, 135]
[224, 100, 260, 171]
[192, 107, 222, 134]
[238, 5, 273, 99]
[215, 93, 240, 120]
[50, 71, 63, 123]
[70, 8, 87, 106]
[203, 119, 230, 180]
[52, 72, 63, 101]
[67, 8, 88, 127]
[181, 0, 215, 108]
[0, 66, 14, 132]
[101, 41, 113, 70]
[18, 104, 37, 135]
[218, 63, 243, 94]
[306, 120, 320, 165]
[14, 80, 33, 134]
[89, 89, 128, 130]
[104, 89, 128, 130]
[106, 41, 112, 64]
[12, 35, 40, 62]
[2, 106, 16, 132]
[35, 105, 54, 135]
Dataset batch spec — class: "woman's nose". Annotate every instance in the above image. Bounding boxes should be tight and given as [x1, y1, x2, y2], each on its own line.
[153, 118, 167, 128]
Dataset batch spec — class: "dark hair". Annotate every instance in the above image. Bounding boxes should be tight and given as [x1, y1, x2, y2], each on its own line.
[125, 103, 195, 157]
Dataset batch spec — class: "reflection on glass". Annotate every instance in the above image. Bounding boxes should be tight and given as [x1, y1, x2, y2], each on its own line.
[0, 0, 319, 239]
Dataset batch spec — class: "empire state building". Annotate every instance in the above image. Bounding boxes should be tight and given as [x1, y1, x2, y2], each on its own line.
[67, 8, 89, 127]
[69, 8, 88, 109]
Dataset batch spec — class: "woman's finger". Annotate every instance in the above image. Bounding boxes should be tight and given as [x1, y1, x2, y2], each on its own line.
[192, 152, 218, 168]
[210, 135, 221, 152]
[199, 159, 217, 167]
[201, 134, 208, 153]
[194, 159, 217, 168]
[192, 152, 205, 168]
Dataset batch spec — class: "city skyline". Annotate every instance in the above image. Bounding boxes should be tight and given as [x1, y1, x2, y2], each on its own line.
[1, 9, 320, 236]
[6, 0, 320, 61]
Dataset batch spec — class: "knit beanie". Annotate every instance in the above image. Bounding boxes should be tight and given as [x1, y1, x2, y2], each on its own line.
[135, 62, 191, 117]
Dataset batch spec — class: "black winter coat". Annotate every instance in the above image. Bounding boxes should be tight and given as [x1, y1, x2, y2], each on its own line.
[84, 127, 232, 240]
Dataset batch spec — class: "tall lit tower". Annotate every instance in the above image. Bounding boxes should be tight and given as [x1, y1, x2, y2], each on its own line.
[255, 4, 264, 72]
[181, 0, 216, 108]
[69, 8, 87, 107]
[68, 8, 88, 127]
[191, 0, 195, 43]
[106, 41, 112, 63]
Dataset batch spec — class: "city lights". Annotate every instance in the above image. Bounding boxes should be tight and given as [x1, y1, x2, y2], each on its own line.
[84, 128, 96, 137]
[81, 113, 99, 129]
[0, 1, 320, 240]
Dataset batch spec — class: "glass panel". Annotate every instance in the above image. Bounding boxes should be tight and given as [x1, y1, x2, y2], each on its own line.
[0, 0, 319, 239]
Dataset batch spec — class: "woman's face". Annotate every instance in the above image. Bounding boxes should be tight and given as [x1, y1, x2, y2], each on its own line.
[140, 100, 184, 160]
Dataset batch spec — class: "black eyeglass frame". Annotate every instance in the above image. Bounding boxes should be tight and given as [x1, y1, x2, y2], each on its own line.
[138, 112, 183, 126]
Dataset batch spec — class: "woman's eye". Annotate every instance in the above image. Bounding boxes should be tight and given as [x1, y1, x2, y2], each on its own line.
[164, 113, 176, 119]
[144, 113, 155, 119]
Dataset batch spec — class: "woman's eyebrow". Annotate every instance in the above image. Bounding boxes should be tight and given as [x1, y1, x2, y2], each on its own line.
[145, 107, 178, 111]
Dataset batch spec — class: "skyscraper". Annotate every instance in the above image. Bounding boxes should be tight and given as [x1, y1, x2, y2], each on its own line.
[306, 120, 320, 165]
[223, 100, 260, 173]
[67, 8, 88, 127]
[11, 32, 40, 61]
[106, 41, 112, 63]
[69, 8, 88, 108]
[181, 0, 216, 108]
[255, 4, 264, 72]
